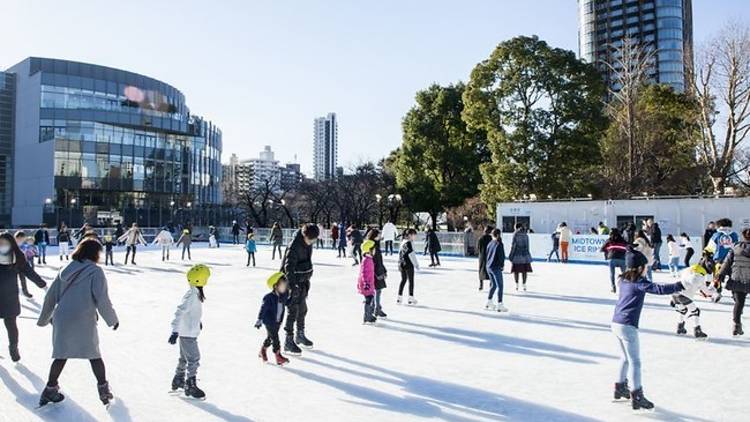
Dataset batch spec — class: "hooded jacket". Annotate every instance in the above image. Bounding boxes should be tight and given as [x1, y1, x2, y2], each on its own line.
[171, 287, 202, 338]
[720, 241, 750, 293]
[358, 255, 376, 296]
[281, 229, 314, 285]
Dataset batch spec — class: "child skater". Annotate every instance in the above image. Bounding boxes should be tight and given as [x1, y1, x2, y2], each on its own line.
[670, 252, 715, 339]
[254, 272, 289, 365]
[397, 228, 420, 305]
[169, 264, 210, 400]
[103, 233, 115, 266]
[245, 233, 257, 267]
[611, 248, 698, 411]
[367, 229, 388, 318]
[153, 227, 174, 261]
[666, 234, 680, 277]
[358, 240, 377, 324]
[16, 232, 38, 298]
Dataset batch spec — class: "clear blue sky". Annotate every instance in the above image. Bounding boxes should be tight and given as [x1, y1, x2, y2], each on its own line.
[2, 0, 746, 175]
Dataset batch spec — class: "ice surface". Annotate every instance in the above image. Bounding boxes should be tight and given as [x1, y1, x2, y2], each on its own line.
[1, 244, 747, 421]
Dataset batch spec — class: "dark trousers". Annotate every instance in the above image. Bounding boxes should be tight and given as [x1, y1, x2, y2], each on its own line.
[181, 244, 191, 260]
[399, 267, 415, 296]
[316, 238, 324, 249]
[332, 238, 338, 249]
[37, 244, 47, 264]
[18, 273, 30, 295]
[272, 245, 283, 260]
[430, 252, 440, 266]
[105, 249, 114, 265]
[47, 358, 106, 387]
[263, 325, 281, 352]
[352, 244, 362, 263]
[3, 317, 18, 347]
[547, 246, 559, 262]
[124, 245, 137, 264]
[285, 281, 310, 336]
[247, 252, 256, 266]
[364, 295, 375, 321]
[385, 240, 394, 255]
[733, 291, 747, 324]
[338, 246, 346, 257]
[652, 242, 662, 269]
[684, 248, 694, 267]
[233, 233, 240, 244]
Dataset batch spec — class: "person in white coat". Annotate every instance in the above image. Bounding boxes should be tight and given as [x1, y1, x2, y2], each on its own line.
[117, 223, 146, 265]
[381, 221, 398, 256]
[168, 264, 210, 400]
[152, 228, 175, 261]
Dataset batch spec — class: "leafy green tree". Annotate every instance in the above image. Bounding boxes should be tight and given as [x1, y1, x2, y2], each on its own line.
[395, 83, 487, 229]
[462, 36, 607, 210]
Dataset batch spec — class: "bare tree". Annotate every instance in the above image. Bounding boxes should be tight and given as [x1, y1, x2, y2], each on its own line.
[694, 22, 750, 193]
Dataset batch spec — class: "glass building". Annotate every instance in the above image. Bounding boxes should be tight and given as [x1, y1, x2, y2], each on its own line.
[2, 58, 222, 227]
[578, 0, 693, 92]
[0, 72, 15, 227]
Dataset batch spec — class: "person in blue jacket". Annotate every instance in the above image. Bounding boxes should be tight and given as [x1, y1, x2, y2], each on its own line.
[337, 223, 348, 258]
[255, 272, 289, 366]
[610, 248, 698, 411]
[706, 218, 739, 302]
[484, 228, 508, 312]
[245, 233, 257, 267]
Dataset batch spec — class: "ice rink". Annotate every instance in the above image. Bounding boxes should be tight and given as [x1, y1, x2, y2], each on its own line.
[0, 243, 747, 422]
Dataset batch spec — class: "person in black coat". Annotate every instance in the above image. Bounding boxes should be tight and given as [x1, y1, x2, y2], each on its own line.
[281, 224, 319, 355]
[231, 221, 243, 245]
[367, 229, 388, 318]
[0, 231, 46, 362]
[427, 228, 442, 267]
[703, 221, 716, 249]
[255, 272, 290, 365]
[717, 228, 750, 336]
[476, 226, 493, 290]
[34, 224, 51, 265]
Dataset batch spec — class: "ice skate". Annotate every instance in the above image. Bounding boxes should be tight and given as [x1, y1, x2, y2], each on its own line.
[495, 303, 509, 312]
[631, 388, 654, 411]
[8, 344, 20, 362]
[184, 377, 205, 400]
[295, 330, 314, 349]
[284, 335, 302, 355]
[396, 296, 403, 305]
[733, 323, 743, 337]
[97, 382, 114, 406]
[275, 352, 289, 366]
[171, 374, 185, 392]
[694, 326, 708, 340]
[485, 300, 496, 311]
[676, 322, 687, 335]
[613, 382, 630, 400]
[363, 316, 378, 325]
[522, 284, 527, 292]
[407, 296, 418, 305]
[38, 385, 65, 408]
[376, 309, 388, 318]
[259, 346, 269, 363]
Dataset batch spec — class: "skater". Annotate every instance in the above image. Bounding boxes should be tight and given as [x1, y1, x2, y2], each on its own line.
[508, 223, 532, 291]
[623, 222, 637, 244]
[245, 233, 257, 267]
[485, 228, 508, 312]
[118, 223, 146, 265]
[316, 223, 325, 249]
[397, 228, 420, 305]
[358, 240, 377, 324]
[103, 233, 115, 266]
[706, 218, 739, 302]
[281, 223, 319, 355]
[208, 225, 220, 248]
[270, 222, 284, 260]
[367, 229, 388, 318]
[114, 223, 124, 246]
[16, 231, 38, 298]
[601, 229, 628, 293]
[57, 223, 71, 261]
[477, 226, 493, 290]
[37, 238, 118, 407]
[426, 228, 441, 267]
[680, 233, 694, 267]
[382, 220, 398, 256]
[611, 248, 695, 411]
[703, 221, 716, 249]
[648, 221, 663, 272]
[34, 223, 50, 264]
[168, 264, 210, 400]
[666, 235, 680, 277]
[175, 229, 192, 261]
[547, 230, 560, 262]
[254, 272, 290, 365]
[0, 232, 46, 363]
[348, 224, 363, 265]
[716, 228, 750, 337]
[153, 227, 175, 261]
[330, 223, 339, 250]
[670, 252, 716, 339]
[633, 231, 655, 281]
[598, 222, 610, 235]
[337, 224, 348, 258]
[558, 222, 572, 263]
[231, 220, 242, 245]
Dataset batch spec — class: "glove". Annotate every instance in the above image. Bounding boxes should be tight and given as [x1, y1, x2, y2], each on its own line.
[168, 332, 178, 345]
[254, 320, 262, 329]
[112, 323, 119, 331]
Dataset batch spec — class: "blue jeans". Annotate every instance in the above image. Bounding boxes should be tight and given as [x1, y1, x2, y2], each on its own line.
[609, 259, 626, 290]
[668, 256, 680, 275]
[487, 268, 504, 303]
[611, 323, 641, 390]
[37, 243, 47, 262]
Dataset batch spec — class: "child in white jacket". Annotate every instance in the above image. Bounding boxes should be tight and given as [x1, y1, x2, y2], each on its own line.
[169, 264, 210, 400]
[152, 228, 174, 261]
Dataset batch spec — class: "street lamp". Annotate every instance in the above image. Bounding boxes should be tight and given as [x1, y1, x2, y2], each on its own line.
[69, 198, 77, 226]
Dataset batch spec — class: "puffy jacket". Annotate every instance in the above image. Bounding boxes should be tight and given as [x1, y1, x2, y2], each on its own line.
[358, 255, 376, 296]
[558, 227, 572, 243]
[381, 223, 397, 241]
[171, 287, 202, 338]
[152, 230, 174, 246]
[245, 239, 257, 253]
[601, 239, 628, 260]
[509, 231, 531, 264]
[373, 241, 387, 289]
[258, 291, 288, 328]
[281, 230, 313, 285]
[720, 241, 750, 294]
[34, 229, 50, 245]
[485, 239, 505, 271]
[118, 228, 146, 246]
[427, 231, 441, 253]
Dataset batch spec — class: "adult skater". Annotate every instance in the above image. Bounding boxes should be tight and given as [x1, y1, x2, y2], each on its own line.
[330, 223, 339, 250]
[670, 252, 715, 339]
[231, 220, 242, 245]
[485, 228, 507, 312]
[623, 222, 637, 244]
[337, 223, 348, 258]
[680, 233, 694, 267]
[633, 231, 655, 281]
[382, 221, 397, 256]
[37, 238, 118, 407]
[175, 229, 193, 261]
[647, 220, 663, 271]
[397, 228, 420, 305]
[367, 229, 388, 318]
[508, 223, 532, 291]
[547, 230, 560, 262]
[558, 222, 572, 263]
[281, 223, 319, 355]
[34, 223, 50, 265]
[270, 222, 284, 260]
[426, 228, 442, 267]
[703, 221, 716, 249]
[57, 223, 71, 261]
[716, 228, 750, 336]
[0, 232, 46, 362]
[598, 222, 610, 235]
[707, 218, 739, 302]
[208, 225, 220, 248]
[611, 248, 695, 411]
[477, 226, 493, 290]
[153, 227, 175, 261]
[348, 224, 364, 266]
[666, 235, 680, 277]
[601, 229, 628, 293]
[118, 223, 146, 265]
[316, 223, 325, 249]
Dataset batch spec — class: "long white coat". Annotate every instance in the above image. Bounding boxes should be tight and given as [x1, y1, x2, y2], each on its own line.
[382, 222, 398, 241]
[152, 230, 174, 246]
[171, 287, 202, 338]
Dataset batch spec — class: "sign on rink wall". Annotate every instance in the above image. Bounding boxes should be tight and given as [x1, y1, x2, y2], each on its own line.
[569, 235, 608, 261]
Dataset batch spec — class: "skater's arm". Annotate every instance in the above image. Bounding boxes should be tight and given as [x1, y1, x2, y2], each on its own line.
[170, 290, 193, 332]
[408, 247, 420, 271]
[37, 274, 61, 326]
[91, 267, 119, 327]
[717, 251, 734, 281]
[18, 260, 46, 288]
[639, 280, 684, 295]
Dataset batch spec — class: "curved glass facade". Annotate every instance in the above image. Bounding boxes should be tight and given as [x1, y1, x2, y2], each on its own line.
[4, 57, 222, 226]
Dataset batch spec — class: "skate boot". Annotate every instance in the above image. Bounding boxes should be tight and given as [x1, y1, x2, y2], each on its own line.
[21, 290, 33, 299]
[523, 284, 527, 292]
[363, 316, 378, 325]
[694, 326, 708, 340]
[396, 296, 403, 305]
[408, 296, 418, 305]
[631, 388, 654, 410]
[515, 283, 519, 291]
[97, 382, 114, 406]
[171, 374, 185, 391]
[39, 385, 65, 407]
[184, 377, 205, 400]
[676, 322, 687, 335]
[9, 344, 20, 362]
[284, 334, 302, 355]
[259, 346, 269, 362]
[496, 303, 509, 312]
[295, 329, 314, 349]
[485, 300, 496, 311]
[275, 352, 289, 366]
[733, 323, 744, 337]
[376, 308, 388, 318]
[614, 382, 631, 400]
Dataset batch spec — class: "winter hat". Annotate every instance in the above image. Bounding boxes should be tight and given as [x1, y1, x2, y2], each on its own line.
[361, 240, 375, 254]
[624, 248, 648, 269]
[187, 264, 211, 287]
[266, 271, 285, 290]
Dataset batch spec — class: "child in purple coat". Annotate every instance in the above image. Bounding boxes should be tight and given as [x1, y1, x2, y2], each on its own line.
[358, 240, 377, 324]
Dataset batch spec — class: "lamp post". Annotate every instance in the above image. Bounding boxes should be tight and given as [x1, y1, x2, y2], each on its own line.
[69, 198, 77, 227]
[386, 193, 402, 224]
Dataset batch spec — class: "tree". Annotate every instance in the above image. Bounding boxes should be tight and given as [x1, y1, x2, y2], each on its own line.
[395, 83, 488, 229]
[463, 36, 607, 211]
[694, 22, 750, 193]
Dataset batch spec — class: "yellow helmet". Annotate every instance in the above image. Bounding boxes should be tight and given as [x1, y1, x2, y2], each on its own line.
[362, 240, 376, 254]
[187, 264, 211, 287]
[266, 271, 285, 290]
[183, 229, 190, 235]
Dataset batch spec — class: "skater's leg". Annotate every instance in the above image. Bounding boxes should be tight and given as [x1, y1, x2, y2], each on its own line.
[47, 359, 67, 386]
[608, 260, 617, 290]
[513, 272, 520, 285]
[187, 245, 191, 260]
[435, 253, 440, 266]
[684, 248, 694, 267]
[733, 292, 747, 324]
[495, 270, 504, 303]
[487, 271, 498, 301]
[179, 337, 200, 379]
[364, 296, 374, 321]
[407, 267, 415, 296]
[89, 358, 107, 385]
[4, 317, 18, 348]
[247, 252, 251, 266]
[296, 287, 309, 333]
[19, 274, 30, 296]
[684, 301, 701, 327]
[131, 245, 136, 264]
[398, 270, 407, 296]
[252, 253, 256, 266]
[612, 323, 641, 389]
[521, 271, 527, 286]
[124, 246, 130, 264]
